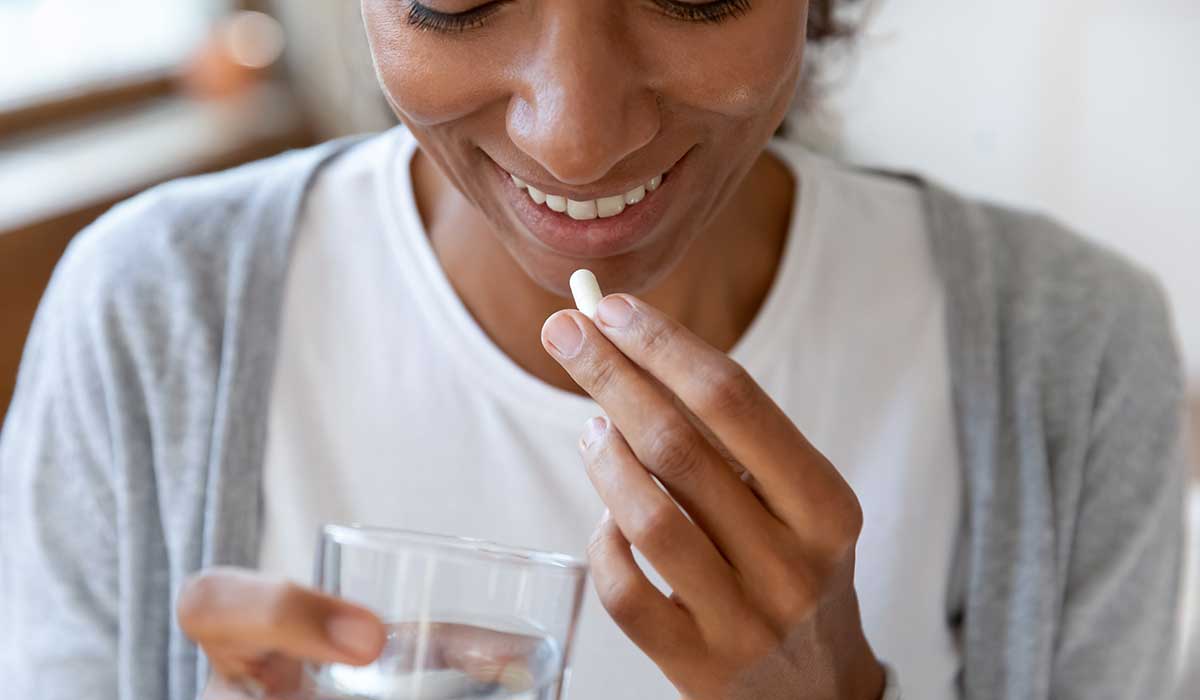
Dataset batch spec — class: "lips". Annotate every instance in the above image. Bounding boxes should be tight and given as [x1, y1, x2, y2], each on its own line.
[492, 154, 685, 259]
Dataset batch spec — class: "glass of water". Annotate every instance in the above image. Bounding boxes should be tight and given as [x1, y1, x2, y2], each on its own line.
[306, 524, 588, 700]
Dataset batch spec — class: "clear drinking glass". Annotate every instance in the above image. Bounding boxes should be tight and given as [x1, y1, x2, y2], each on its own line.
[306, 524, 589, 700]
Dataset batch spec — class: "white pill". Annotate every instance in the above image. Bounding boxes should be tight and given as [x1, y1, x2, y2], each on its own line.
[570, 269, 603, 319]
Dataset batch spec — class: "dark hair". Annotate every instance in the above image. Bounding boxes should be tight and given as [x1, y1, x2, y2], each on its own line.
[806, 0, 857, 43]
[791, 0, 861, 115]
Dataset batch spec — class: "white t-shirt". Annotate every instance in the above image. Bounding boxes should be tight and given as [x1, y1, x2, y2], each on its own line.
[259, 127, 962, 699]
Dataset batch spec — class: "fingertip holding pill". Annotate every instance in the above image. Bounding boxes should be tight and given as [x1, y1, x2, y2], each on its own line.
[570, 269, 603, 319]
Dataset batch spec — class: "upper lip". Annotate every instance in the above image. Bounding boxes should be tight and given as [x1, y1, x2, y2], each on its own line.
[491, 154, 680, 201]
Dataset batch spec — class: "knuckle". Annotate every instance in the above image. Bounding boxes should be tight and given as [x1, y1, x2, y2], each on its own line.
[729, 614, 784, 660]
[752, 541, 828, 626]
[638, 317, 677, 358]
[596, 574, 645, 626]
[696, 362, 760, 419]
[644, 422, 704, 483]
[839, 494, 865, 544]
[772, 570, 820, 624]
[626, 502, 683, 554]
[748, 620, 784, 658]
[584, 355, 620, 399]
[820, 492, 865, 561]
[585, 533, 647, 627]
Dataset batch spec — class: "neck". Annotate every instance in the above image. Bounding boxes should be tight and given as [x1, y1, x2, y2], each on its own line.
[412, 147, 795, 396]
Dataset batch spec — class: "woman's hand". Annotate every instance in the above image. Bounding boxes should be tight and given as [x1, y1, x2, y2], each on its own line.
[178, 569, 552, 698]
[541, 294, 885, 700]
[177, 568, 388, 698]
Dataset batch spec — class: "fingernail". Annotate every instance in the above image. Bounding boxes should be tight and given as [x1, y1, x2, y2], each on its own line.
[327, 615, 381, 659]
[544, 314, 584, 358]
[596, 296, 635, 329]
[499, 664, 536, 691]
[581, 416, 608, 449]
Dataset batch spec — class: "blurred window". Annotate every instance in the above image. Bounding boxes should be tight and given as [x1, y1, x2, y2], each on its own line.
[0, 0, 225, 109]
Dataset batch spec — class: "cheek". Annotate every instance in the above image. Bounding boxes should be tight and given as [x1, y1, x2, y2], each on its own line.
[649, 3, 808, 119]
[361, 1, 512, 126]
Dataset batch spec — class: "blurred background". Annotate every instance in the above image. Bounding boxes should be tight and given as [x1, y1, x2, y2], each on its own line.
[0, 0, 1196, 687]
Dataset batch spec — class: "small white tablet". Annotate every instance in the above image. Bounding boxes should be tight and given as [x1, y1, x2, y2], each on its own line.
[569, 269, 603, 319]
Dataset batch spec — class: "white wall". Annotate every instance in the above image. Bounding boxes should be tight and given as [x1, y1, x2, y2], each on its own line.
[802, 0, 1200, 378]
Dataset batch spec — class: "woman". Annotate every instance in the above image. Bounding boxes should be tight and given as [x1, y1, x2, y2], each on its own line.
[1, 1, 1188, 698]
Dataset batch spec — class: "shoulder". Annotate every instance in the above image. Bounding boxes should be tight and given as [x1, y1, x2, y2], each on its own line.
[929, 183, 1166, 318]
[922, 182, 1178, 377]
[52, 137, 368, 315]
[910, 186, 1186, 695]
[924, 180, 1185, 504]
[17, 135, 375, 419]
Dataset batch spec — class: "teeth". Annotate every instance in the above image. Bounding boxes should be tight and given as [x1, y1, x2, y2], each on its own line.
[597, 195, 626, 218]
[567, 199, 598, 220]
[509, 170, 665, 218]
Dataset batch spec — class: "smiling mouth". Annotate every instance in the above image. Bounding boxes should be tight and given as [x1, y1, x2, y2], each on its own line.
[500, 168, 667, 221]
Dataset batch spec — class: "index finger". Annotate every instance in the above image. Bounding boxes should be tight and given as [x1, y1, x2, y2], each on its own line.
[590, 294, 854, 527]
[177, 568, 386, 666]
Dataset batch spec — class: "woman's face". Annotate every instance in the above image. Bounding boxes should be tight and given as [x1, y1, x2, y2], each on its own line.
[362, 0, 809, 295]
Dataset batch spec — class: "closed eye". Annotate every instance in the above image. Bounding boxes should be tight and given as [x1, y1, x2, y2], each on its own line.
[405, 0, 754, 33]
[652, 0, 754, 24]
[405, 0, 509, 32]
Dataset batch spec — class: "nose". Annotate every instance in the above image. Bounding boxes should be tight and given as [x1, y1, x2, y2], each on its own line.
[507, 11, 660, 186]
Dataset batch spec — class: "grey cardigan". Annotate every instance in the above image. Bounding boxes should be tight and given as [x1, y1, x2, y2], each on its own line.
[0, 133, 1188, 700]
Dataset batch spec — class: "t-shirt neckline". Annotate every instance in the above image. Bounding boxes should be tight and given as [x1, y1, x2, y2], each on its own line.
[376, 126, 820, 428]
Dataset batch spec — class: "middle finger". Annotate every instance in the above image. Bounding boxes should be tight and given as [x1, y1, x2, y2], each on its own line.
[541, 310, 787, 573]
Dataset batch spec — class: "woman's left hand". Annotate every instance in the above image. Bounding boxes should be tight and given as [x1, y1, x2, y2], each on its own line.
[541, 294, 885, 700]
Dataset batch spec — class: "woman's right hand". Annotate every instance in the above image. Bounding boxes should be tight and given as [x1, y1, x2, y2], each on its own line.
[177, 567, 387, 698]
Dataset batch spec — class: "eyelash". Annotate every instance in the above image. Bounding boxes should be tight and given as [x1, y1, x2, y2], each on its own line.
[653, 0, 753, 24]
[405, 0, 753, 33]
[406, 1, 506, 32]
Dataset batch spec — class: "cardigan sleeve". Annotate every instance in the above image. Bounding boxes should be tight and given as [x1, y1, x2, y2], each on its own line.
[1, 140, 354, 700]
[1, 234, 124, 699]
[1050, 271, 1189, 698]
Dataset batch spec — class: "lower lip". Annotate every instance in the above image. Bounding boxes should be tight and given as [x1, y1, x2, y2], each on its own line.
[494, 155, 684, 259]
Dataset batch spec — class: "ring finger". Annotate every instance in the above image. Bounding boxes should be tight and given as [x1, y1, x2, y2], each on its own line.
[579, 415, 745, 621]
